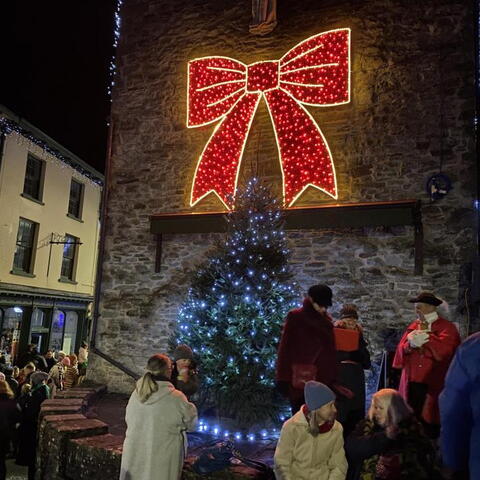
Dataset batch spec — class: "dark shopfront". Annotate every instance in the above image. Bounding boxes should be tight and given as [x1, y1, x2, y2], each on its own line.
[0, 284, 90, 365]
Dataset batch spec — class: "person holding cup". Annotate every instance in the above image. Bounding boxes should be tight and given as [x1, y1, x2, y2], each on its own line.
[393, 291, 460, 437]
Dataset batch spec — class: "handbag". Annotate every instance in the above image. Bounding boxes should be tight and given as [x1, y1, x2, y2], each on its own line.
[291, 363, 318, 389]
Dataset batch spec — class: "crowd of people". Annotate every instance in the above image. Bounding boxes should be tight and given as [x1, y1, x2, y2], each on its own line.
[120, 285, 478, 480]
[273, 285, 476, 480]
[0, 341, 89, 480]
[1, 285, 478, 480]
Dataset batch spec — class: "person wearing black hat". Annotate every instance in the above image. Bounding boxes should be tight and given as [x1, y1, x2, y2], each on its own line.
[393, 291, 460, 436]
[276, 285, 340, 414]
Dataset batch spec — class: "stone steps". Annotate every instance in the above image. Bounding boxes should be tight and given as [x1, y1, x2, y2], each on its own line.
[37, 386, 115, 480]
[37, 385, 272, 479]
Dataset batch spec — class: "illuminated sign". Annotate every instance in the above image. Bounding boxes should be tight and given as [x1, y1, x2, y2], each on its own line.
[188, 28, 351, 209]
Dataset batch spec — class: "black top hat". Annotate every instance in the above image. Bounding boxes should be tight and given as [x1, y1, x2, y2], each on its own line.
[308, 284, 333, 307]
[408, 291, 442, 307]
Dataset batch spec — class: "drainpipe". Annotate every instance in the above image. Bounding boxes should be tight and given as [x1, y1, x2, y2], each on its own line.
[90, 117, 139, 380]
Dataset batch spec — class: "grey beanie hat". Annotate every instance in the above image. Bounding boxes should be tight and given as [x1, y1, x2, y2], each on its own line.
[173, 344, 194, 362]
[31, 371, 49, 386]
[304, 381, 336, 410]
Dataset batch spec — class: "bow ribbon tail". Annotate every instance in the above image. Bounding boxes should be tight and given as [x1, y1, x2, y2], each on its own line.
[264, 89, 338, 206]
[191, 93, 261, 209]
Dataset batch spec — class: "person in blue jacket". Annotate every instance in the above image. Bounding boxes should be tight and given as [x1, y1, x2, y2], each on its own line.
[439, 331, 480, 480]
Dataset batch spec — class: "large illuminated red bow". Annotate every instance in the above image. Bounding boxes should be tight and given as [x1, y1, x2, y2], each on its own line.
[188, 28, 350, 209]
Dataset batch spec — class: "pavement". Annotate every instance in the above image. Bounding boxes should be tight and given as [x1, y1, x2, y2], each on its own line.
[6, 459, 27, 480]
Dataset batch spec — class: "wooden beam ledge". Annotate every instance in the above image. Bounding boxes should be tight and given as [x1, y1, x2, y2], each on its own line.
[150, 200, 423, 274]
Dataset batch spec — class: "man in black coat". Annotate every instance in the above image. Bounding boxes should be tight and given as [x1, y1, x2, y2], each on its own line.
[17, 345, 48, 372]
[3, 367, 19, 398]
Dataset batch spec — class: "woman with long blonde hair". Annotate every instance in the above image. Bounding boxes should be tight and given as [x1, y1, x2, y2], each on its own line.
[120, 354, 197, 480]
[345, 389, 440, 480]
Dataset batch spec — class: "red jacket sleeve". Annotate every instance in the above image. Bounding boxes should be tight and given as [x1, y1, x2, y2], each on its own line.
[276, 313, 294, 383]
[423, 321, 460, 362]
[392, 322, 416, 369]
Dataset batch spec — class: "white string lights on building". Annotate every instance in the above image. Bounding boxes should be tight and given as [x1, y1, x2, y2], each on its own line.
[0, 119, 103, 187]
[107, 0, 124, 105]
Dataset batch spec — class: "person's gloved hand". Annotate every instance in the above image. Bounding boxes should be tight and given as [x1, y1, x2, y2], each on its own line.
[407, 330, 429, 348]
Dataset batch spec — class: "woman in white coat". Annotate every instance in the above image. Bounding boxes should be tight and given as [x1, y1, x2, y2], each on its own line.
[120, 354, 198, 480]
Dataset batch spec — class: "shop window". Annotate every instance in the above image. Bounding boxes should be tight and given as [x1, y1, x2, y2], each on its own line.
[49, 310, 66, 353]
[60, 234, 78, 281]
[68, 179, 84, 219]
[1, 307, 23, 362]
[62, 311, 78, 354]
[23, 154, 45, 201]
[29, 308, 49, 353]
[12, 218, 38, 274]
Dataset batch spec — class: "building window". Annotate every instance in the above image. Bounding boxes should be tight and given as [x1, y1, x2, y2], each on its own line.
[12, 218, 38, 274]
[23, 154, 44, 201]
[62, 311, 78, 354]
[60, 234, 78, 280]
[68, 179, 84, 219]
[49, 310, 66, 353]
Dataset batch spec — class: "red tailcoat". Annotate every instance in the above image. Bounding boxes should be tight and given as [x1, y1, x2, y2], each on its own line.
[276, 298, 337, 404]
[393, 316, 460, 424]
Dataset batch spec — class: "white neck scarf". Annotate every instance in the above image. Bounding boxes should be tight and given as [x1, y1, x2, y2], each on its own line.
[424, 311, 439, 326]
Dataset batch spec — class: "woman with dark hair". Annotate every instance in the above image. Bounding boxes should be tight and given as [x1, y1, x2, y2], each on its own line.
[334, 304, 371, 437]
[120, 354, 198, 480]
[345, 389, 440, 480]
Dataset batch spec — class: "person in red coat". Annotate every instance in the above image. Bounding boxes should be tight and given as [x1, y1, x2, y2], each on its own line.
[276, 284, 338, 414]
[393, 291, 460, 437]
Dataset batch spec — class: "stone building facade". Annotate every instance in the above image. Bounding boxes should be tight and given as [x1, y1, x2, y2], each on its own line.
[90, 0, 477, 392]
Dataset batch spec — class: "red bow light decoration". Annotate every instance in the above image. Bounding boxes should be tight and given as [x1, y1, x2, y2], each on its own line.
[188, 28, 350, 209]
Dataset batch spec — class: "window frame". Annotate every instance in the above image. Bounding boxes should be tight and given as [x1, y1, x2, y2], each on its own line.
[12, 217, 38, 275]
[22, 154, 45, 202]
[67, 178, 84, 220]
[60, 234, 79, 282]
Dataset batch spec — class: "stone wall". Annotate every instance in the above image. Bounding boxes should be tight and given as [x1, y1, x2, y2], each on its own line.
[90, 0, 476, 391]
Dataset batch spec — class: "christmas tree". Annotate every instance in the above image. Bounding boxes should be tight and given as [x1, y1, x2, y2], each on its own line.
[174, 179, 298, 427]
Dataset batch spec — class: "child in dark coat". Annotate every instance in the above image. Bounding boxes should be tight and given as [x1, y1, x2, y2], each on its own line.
[170, 344, 199, 399]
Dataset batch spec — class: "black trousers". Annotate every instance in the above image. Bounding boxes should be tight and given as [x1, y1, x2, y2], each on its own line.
[407, 381, 440, 438]
[407, 381, 428, 419]
[0, 442, 7, 480]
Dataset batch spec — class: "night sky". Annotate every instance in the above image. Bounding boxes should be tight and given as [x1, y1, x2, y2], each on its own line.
[0, 1, 116, 173]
